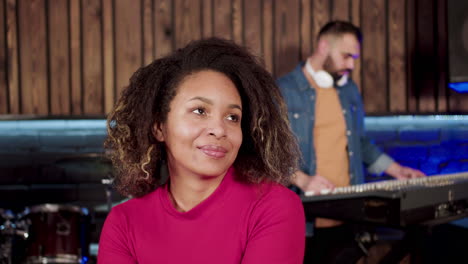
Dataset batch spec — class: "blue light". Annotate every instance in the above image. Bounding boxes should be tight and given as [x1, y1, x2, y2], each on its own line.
[449, 82, 468, 93]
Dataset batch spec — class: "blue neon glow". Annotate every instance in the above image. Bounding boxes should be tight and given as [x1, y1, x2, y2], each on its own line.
[449, 82, 468, 93]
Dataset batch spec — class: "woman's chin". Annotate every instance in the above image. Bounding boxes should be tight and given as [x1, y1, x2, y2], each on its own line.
[195, 166, 231, 179]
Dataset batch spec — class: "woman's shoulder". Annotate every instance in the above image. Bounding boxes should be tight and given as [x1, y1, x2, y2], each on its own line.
[243, 181, 305, 229]
[110, 188, 160, 216]
[233, 179, 303, 211]
[258, 181, 303, 205]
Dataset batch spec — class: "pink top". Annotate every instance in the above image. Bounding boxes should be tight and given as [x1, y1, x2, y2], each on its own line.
[97, 167, 305, 264]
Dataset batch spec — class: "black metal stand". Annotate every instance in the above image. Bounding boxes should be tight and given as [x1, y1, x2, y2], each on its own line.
[378, 226, 428, 264]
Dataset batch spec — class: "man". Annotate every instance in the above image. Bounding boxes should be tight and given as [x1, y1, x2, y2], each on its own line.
[277, 21, 425, 263]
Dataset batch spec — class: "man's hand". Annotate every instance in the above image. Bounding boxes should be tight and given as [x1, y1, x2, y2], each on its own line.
[292, 170, 335, 195]
[385, 162, 426, 180]
[304, 175, 335, 195]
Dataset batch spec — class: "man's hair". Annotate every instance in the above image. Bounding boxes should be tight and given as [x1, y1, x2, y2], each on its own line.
[105, 37, 300, 197]
[318, 20, 362, 43]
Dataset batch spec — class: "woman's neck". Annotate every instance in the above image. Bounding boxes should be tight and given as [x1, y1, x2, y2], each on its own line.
[168, 168, 226, 212]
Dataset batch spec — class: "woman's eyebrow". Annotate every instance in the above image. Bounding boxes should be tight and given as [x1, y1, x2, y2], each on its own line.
[189, 96, 242, 111]
[228, 104, 242, 111]
[189, 96, 212, 104]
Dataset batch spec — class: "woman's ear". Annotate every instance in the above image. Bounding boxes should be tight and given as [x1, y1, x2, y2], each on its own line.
[152, 122, 165, 142]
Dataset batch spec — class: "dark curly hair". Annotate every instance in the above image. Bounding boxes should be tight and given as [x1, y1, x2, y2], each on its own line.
[105, 37, 300, 197]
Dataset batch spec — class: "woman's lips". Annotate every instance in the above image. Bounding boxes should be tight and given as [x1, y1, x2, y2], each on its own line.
[198, 145, 228, 158]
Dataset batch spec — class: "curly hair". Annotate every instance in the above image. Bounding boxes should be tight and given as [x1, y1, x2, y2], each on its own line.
[105, 37, 301, 197]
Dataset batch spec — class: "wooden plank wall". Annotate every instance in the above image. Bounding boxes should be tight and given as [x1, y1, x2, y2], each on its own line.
[0, 0, 466, 116]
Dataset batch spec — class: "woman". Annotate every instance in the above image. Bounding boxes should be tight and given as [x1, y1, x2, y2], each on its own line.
[98, 38, 305, 263]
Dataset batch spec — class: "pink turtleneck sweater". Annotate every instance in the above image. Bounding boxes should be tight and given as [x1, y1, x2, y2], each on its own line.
[97, 167, 305, 264]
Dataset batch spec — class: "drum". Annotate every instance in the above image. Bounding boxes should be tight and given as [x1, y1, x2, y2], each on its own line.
[0, 208, 29, 264]
[22, 204, 89, 264]
[0, 208, 13, 264]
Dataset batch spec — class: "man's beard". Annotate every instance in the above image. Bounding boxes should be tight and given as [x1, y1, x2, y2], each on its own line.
[323, 56, 351, 82]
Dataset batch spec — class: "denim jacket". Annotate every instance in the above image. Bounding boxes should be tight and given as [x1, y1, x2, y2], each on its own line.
[277, 63, 394, 186]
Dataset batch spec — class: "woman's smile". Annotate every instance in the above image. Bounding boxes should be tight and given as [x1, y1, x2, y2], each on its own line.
[198, 145, 228, 159]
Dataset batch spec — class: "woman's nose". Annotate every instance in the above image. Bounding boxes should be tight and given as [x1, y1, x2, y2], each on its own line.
[207, 118, 226, 139]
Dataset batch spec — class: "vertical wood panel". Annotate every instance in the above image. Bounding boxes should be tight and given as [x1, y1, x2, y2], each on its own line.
[350, 0, 361, 93]
[201, 0, 213, 38]
[262, 0, 273, 73]
[115, 0, 142, 97]
[18, 0, 48, 114]
[436, 0, 447, 112]
[102, 0, 114, 114]
[0, 0, 463, 116]
[331, 0, 349, 21]
[6, 0, 19, 114]
[416, 0, 435, 112]
[174, 0, 201, 49]
[243, 0, 261, 57]
[48, 0, 70, 115]
[300, 0, 312, 61]
[69, 0, 82, 115]
[82, 0, 103, 115]
[388, 0, 406, 112]
[143, 0, 154, 65]
[311, 0, 329, 51]
[0, 0, 7, 113]
[361, 0, 386, 113]
[406, 0, 417, 112]
[213, 0, 231, 39]
[274, 0, 300, 77]
[154, 0, 173, 58]
[449, 90, 468, 112]
[232, 0, 242, 44]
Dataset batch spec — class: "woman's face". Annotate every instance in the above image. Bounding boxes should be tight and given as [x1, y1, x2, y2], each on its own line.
[154, 70, 243, 179]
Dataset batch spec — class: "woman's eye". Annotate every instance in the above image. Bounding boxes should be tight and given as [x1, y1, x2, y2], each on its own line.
[227, 114, 240, 122]
[192, 108, 206, 115]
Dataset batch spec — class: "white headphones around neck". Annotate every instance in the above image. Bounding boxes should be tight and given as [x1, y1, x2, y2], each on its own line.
[304, 60, 348, 88]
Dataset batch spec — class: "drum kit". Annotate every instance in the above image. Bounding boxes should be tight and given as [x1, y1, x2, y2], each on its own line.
[0, 204, 89, 264]
[0, 153, 121, 264]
